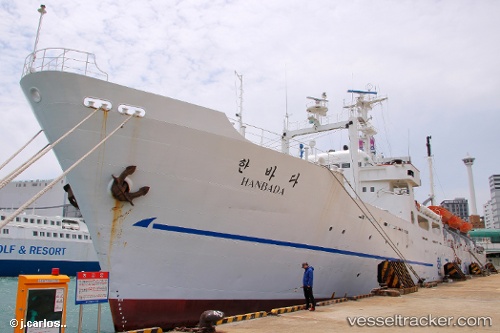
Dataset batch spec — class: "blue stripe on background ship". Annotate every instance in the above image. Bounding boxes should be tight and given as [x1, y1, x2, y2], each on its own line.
[0, 211, 100, 276]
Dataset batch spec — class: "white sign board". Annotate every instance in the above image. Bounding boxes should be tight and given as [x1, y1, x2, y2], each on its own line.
[75, 271, 109, 304]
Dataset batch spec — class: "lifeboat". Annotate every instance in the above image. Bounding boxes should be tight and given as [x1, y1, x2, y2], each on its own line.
[428, 206, 453, 223]
[447, 215, 464, 230]
[460, 221, 473, 233]
[428, 206, 464, 230]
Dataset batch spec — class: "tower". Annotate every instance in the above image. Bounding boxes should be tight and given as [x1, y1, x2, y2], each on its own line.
[463, 155, 482, 228]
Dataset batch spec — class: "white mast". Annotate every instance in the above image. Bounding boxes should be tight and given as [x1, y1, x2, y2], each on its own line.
[31, 4, 47, 68]
[234, 71, 246, 137]
[280, 88, 386, 193]
[343, 89, 387, 192]
[426, 136, 435, 205]
[281, 93, 350, 154]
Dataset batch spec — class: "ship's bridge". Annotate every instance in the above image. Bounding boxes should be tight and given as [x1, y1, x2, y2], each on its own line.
[359, 157, 421, 188]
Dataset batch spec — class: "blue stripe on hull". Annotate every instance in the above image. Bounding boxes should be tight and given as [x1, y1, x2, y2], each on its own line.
[0, 260, 100, 277]
[133, 219, 433, 267]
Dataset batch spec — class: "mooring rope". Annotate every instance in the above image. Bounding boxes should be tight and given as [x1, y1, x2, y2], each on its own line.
[0, 114, 134, 230]
[0, 107, 101, 190]
[0, 129, 43, 171]
[468, 250, 485, 267]
[323, 166, 423, 282]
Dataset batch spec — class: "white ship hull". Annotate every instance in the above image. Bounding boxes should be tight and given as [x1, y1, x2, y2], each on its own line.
[19, 54, 485, 330]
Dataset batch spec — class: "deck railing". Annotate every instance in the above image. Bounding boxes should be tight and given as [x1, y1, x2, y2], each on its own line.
[22, 48, 108, 81]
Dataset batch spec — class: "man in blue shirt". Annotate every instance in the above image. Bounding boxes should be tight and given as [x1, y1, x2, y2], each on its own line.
[302, 262, 315, 311]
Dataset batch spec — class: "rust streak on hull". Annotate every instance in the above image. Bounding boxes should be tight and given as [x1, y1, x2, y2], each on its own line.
[109, 200, 131, 258]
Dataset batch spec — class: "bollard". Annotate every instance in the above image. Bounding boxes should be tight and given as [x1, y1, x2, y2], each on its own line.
[198, 310, 225, 332]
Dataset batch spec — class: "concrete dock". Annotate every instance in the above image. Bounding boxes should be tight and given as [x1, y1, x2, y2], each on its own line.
[213, 274, 500, 332]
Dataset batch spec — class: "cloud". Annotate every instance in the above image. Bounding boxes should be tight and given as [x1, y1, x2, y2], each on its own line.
[0, 0, 499, 213]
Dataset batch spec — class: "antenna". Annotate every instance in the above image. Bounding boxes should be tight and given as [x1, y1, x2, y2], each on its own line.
[426, 136, 435, 205]
[234, 71, 245, 137]
[407, 129, 410, 162]
[284, 64, 289, 131]
[32, 4, 47, 68]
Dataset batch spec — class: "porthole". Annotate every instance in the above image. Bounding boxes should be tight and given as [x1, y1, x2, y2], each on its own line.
[30, 87, 41, 102]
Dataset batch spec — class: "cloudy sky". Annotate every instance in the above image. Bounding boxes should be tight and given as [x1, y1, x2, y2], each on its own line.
[0, 0, 499, 215]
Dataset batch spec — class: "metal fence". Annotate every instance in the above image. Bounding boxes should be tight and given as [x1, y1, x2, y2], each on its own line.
[22, 48, 108, 81]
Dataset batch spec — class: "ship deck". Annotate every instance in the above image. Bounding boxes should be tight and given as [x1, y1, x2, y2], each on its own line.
[209, 274, 500, 333]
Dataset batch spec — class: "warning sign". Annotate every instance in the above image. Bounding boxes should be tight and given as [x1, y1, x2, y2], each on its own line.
[75, 271, 109, 305]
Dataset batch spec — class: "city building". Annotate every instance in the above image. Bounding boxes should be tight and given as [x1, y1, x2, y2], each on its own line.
[488, 174, 500, 229]
[484, 200, 494, 229]
[440, 198, 469, 221]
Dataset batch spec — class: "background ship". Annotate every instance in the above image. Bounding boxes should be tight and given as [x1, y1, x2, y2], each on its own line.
[0, 211, 99, 276]
[16, 48, 486, 331]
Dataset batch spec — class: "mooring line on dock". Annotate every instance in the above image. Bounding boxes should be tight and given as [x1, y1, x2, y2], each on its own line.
[323, 166, 423, 283]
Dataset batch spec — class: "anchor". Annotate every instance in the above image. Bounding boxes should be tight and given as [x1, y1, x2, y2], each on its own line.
[111, 165, 150, 206]
[63, 183, 79, 209]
